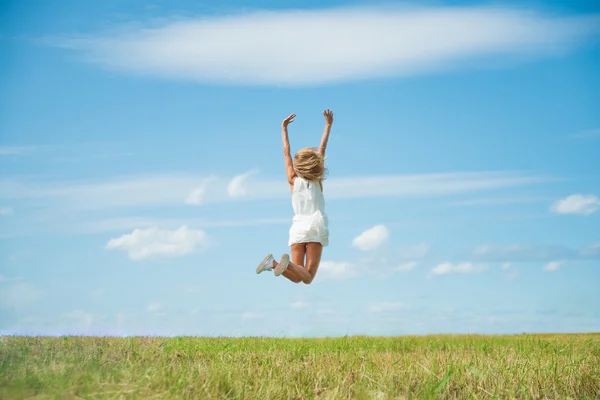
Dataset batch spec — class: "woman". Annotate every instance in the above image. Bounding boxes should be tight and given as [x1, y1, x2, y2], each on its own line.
[256, 109, 334, 284]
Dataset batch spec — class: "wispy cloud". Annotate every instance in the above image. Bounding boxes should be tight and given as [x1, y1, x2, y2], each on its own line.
[317, 308, 335, 315]
[89, 288, 106, 298]
[469, 242, 600, 262]
[471, 244, 574, 262]
[0, 146, 34, 156]
[325, 171, 548, 200]
[397, 242, 430, 260]
[0, 173, 208, 210]
[185, 175, 218, 205]
[543, 261, 561, 272]
[49, 4, 600, 86]
[580, 242, 600, 259]
[551, 194, 600, 216]
[0, 170, 549, 210]
[368, 302, 405, 313]
[318, 261, 357, 281]
[431, 262, 487, 275]
[571, 128, 600, 139]
[290, 301, 309, 309]
[0, 141, 129, 159]
[0, 283, 41, 311]
[450, 196, 548, 206]
[503, 269, 520, 280]
[84, 216, 289, 234]
[60, 310, 93, 330]
[227, 169, 258, 197]
[501, 263, 520, 280]
[106, 225, 212, 261]
[394, 262, 418, 272]
[0, 207, 13, 216]
[242, 312, 263, 320]
[352, 225, 389, 251]
[146, 302, 162, 312]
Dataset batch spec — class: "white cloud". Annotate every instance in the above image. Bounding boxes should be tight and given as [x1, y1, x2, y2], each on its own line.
[0, 283, 41, 310]
[352, 225, 389, 251]
[551, 194, 600, 215]
[242, 312, 263, 320]
[318, 261, 357, 281]
[146, 302, 162, 312]
[395, 262, 418, 272]
[185, 175, 217, 205]
[106, 225, 211, 261]
[227, 169, 258, 197]
[368, 302, 405, 313]
[544, 261, 561, 271]
[290, 301, 309, 309]
[51, 5, 600, 86]
[431, 263, 487, 275]
[502, 263, 511, 270]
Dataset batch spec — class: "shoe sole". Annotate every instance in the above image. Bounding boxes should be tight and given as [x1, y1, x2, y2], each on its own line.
[274, 254, 290, 276]
[256, 254, 273, 274]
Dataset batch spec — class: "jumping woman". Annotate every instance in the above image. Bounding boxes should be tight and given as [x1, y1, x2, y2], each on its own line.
[256, 109, 333, 284]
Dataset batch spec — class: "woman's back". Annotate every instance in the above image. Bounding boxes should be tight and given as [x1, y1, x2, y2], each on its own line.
[291, 176, 325, 217]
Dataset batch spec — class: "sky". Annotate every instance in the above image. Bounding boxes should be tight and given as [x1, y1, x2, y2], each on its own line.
[0, 0, 599, 337]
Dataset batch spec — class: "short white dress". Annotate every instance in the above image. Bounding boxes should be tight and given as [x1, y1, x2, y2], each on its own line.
[288, 176, 329, 247]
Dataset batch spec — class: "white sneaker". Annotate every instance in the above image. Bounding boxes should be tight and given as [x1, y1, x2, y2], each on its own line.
[274, 254, 290, 276]
[256, 254, 275, 274]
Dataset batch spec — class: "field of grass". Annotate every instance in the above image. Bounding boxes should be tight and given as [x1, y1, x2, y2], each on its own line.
[1, 334, 599, 399]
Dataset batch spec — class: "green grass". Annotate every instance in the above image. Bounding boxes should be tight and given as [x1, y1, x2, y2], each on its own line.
[1, 334, 599, 399]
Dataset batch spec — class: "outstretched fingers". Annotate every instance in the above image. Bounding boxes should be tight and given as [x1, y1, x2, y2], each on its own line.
[283, 114, 296, 126]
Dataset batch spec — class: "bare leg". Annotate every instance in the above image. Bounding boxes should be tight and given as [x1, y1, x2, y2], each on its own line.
[283, 242, 323, 284]
[274, 243, 305, 283]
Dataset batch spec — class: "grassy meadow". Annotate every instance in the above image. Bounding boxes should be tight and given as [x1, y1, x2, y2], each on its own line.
[1, 334, 599, 399]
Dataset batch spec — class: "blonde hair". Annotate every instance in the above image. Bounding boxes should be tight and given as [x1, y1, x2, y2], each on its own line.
[294, 147, 327, 182]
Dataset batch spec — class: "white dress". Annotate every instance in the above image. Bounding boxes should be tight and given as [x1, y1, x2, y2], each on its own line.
[288, 176, 329, 247]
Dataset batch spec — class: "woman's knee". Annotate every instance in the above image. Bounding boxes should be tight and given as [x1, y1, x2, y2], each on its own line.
[303, 261, 319, 284]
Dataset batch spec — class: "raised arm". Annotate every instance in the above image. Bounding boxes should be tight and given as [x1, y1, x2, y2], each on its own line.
[319, 109, 334, 157]
[282, 113, 297, 186]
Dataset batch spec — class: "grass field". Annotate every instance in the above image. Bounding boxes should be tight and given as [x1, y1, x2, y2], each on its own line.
[1, 334, 599, 399]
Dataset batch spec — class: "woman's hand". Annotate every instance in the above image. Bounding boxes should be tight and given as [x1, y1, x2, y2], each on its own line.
[282, 114, 296, 128]
[323, 109, 334, 125]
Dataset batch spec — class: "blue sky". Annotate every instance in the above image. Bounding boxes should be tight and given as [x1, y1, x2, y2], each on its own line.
[0, 0, 599, 336]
